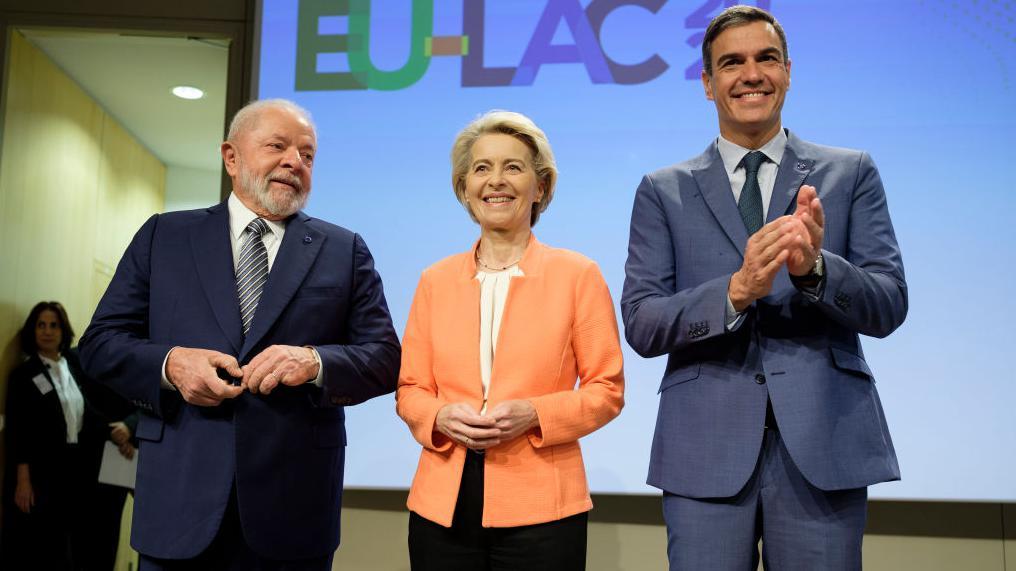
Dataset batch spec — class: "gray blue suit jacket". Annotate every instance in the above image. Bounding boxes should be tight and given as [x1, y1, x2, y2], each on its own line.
[621, 130, 906, 498]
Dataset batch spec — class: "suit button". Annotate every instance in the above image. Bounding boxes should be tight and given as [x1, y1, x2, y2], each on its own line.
[754, 374, 766, 384]
[834, 292, 852, 311]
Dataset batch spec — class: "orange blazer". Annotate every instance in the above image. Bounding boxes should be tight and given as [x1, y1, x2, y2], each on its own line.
[396, 236, 624, 528]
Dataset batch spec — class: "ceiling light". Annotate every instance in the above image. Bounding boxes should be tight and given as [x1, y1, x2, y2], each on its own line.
[172, 86, 204, 100]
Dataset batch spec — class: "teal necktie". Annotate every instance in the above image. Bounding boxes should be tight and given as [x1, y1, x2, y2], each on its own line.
[738, 151, 767, 235]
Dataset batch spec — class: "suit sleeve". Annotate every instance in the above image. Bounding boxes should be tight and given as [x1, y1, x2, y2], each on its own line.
[79, 215, 175, 417]
[528, 261, 625, 448]
[620, 174, 731, 358]
[315, 233, 401, 407]
[811, 152, 908, 337]
[4, 369, 37, 467]
[69, 349, 136, 429]
[395, 272, 453, 452]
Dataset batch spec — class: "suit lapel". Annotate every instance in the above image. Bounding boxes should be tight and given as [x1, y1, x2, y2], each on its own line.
[191, 203, 243, 354]
[30, 355, 53, 384]
[692, 143, 749, 257]
[767, 130, 814, 222]
[241, 212, 325, 359]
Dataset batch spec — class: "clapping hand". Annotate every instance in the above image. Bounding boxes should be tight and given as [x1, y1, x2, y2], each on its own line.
[786, 185, 825, 276]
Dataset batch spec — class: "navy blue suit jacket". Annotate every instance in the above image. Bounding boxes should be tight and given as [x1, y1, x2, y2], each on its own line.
[621, 130, 906, 498]
[79, 202, 400, 559]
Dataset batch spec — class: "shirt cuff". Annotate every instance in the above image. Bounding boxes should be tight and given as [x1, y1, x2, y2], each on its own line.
[161, 348, 177, 391]
[307, 346, 324, 387]
[725, 295, 747, 331]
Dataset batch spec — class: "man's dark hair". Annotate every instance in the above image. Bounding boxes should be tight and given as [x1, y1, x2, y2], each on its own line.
[702, 5, 788, 76]
[20, 301, 74, 355]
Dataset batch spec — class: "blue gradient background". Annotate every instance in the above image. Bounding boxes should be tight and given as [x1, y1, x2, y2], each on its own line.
[257, 0, 1016, 500]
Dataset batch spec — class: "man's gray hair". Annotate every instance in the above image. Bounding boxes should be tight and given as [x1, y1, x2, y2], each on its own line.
[227, 99, 317, 142]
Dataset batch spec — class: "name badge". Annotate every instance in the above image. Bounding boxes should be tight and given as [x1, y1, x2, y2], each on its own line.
[32, 373, 53, 395]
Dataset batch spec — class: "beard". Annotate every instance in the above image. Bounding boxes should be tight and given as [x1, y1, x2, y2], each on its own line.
[237, 159, 310, 218]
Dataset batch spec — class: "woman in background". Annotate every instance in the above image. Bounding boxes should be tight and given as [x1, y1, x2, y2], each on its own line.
[397, 111, 625, 570]
[1, 301, 136, 570]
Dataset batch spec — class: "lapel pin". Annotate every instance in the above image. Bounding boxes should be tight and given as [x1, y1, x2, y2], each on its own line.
[795, 161, 808, 172]
[303, 235, 313, 244]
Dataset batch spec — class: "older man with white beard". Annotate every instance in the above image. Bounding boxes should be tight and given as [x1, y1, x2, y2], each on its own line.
[79, 99, 401, 570]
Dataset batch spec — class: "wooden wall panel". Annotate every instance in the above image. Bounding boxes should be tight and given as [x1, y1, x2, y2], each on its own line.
[0, 29, 164, 460]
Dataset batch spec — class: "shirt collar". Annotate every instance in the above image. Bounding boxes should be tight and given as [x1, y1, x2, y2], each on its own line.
[228, 192, 286, 241]
[716, 128, 789, 177]
[38, 353, 63, 368]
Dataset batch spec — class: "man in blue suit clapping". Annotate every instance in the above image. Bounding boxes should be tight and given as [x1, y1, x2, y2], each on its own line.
[79, 99, 400, 570]
[621, 6, 906, 570]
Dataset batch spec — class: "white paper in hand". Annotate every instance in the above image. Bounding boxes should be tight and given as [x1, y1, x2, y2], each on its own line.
[98, 441, 138, 489]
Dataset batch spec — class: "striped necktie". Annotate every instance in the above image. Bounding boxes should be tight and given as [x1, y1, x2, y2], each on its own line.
[738, 150, 767, 235]
[237, 218, 270, 336]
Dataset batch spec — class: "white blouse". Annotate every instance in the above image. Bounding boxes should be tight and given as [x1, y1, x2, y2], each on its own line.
[38, 354, 85, 443]
[475, 265, 523, 413]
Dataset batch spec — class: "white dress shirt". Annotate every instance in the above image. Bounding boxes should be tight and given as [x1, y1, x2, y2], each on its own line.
[39, 354, 85, 443]
[227, 192, 286, 272]
[717, 129, 788, 216]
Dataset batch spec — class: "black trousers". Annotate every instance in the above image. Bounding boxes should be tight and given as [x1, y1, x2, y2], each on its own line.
[0, 443, 94, 570]
[409, 451, 588, 571]
[79, 483, 129, 571]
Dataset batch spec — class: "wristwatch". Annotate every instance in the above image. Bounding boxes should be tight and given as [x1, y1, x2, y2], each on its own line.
[791, 253, 824, 288]
[809, 252, 824, 278]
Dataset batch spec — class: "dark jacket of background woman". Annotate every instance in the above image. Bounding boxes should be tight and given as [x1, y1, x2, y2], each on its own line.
[2, 349, 107, 568]
[5, 350, 108, 488]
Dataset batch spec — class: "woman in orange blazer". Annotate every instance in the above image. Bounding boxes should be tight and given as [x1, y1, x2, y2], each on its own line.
[396, 110, 625, 570]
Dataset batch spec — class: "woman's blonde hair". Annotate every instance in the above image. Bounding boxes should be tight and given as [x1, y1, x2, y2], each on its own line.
[450, 110, 557, 227]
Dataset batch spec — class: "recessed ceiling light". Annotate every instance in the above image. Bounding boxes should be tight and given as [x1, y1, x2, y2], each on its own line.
[172, 86, 204, 100]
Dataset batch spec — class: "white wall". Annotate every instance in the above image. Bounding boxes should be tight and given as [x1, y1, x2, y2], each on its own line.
[164, 164, 220, 211]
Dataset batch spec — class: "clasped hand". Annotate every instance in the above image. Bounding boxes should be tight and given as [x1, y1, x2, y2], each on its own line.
[166, 345, 320, 406]
[729, 185, 825, 311]
[435, 400, 538, 451]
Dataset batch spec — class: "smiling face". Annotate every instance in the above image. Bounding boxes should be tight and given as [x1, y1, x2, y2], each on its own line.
[222, 106, 316, 219]
[35, 309, 62, 358]
[463, 133, 545, 235]
[702, 20, 791, 148]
